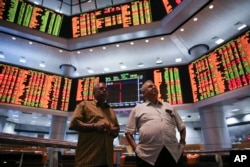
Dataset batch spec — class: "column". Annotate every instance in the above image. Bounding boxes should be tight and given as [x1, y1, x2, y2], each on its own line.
[48, 64, 76, 167]
[188, 44, 209, 59]
[49, 64, 76, 140]
[199, 105, 232, 150]
[59, 64, 77, 78]
[49, 116, 68, 140]
[0, 114, 8, 132]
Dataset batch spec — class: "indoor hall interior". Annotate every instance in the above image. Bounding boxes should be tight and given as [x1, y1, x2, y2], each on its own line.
[0, 0, 250, 167]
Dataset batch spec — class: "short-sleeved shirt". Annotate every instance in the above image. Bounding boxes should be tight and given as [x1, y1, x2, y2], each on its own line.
[125, 101, 185, 165]
[69, 100, 119, 167]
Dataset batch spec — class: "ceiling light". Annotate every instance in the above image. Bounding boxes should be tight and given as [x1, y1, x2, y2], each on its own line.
[193, 17, 198, 21]
[160, 37, 165, 40]
[104, 67, 110, 72]
[74, 72, 79, 76]
[130, 42, 134, 45]
[77, 51, 81, 54]
[19, 56, 26, 63]
[102, 46, 106, 50]
[180, 28, 184, 32]
[226, 117, 238, 125]
[156, 57, 163, 64]
[88, 69, 94, 73]
[234, 22, 247, 30]
[12, 37, 16, 40]
[116, 44, 120, 47]
[59, 49, 63, 53]
[209, 5, 214, 9]
[0, 52, 5, 59]
[175, 58, 182, 62]
[145, 39, 149, 43]
[138, 63, 144, 67]
[89, 49, 93, 52]
[231, 108, 239, 112]
[120, 63, 127, 69]
[120, 65, 127, 69]
[86, 67, 94, 73]
[29, 41, 33, 45]
[215, 38, 224, 44]
[39, 61, 46, 67]
[212, 36, 224, 44]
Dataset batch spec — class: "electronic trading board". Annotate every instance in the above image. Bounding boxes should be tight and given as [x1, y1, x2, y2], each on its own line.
[189, 31, 250, 102]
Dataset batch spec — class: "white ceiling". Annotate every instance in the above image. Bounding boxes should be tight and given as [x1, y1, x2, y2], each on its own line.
[0, 0, 250, 127]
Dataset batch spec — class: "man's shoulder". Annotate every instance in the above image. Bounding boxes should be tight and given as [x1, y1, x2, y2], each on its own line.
[133, 102, 148, 110]
[78, 100, 96, 106]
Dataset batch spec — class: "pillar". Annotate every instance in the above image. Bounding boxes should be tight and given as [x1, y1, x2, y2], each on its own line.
[47, 64, 76, 167]
[59, 64, 77, 78]
[199, 105, 232, 150]
[0, 114, 8, 132]
[49, 64, 76, 140]
[49, 116, 68, 140]
[188, 44, 209, 59]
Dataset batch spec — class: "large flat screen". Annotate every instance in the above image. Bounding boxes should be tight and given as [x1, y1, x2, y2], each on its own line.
[0, 0, 68, 37]
[189, 30, 250, 102]
[0, 63, 72, 111]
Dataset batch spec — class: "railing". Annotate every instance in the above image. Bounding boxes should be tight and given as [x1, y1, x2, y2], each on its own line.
[0, 133, 77, 149]
[0, 133, 124, 167]
[0, 133, 76, 167]
[1, 133, 250, 167]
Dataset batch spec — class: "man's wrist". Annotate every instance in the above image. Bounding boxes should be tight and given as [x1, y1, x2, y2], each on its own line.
[180, 139, 186, 145]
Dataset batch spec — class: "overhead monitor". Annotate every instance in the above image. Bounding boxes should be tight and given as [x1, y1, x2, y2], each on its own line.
[189, 30, 250, 102]
[0, 0, 67, 37]
[0, 63, 72, 111]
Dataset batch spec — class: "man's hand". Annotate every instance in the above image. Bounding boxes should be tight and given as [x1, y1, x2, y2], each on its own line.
[92, 122, 111, 132]
[107, 126, 119, 137]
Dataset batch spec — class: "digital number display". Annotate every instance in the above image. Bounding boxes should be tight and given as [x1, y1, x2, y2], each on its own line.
[105, 72, 145, 108]
[74, 71, 147, 108]
[154, 67, 184, 104]
[76, 76, 100, 101]
[0, 0, 183, 38]
[0, 0, 64, 36]
[189, 31, 250, 102]
[74, 67, 193, 107]
[72, 0, 152, 38]
[0, 64, 72, 111]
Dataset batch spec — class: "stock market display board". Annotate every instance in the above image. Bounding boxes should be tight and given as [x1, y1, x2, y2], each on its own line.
[154, 67, 184, 104]
[189, 31, 250, 102]
[0, 0, 183, 38]
[76, 71, 147, 108]
[71, 0, 183, 38]
[104, 72, 145, 108]
[72, 0, 152, 38]
[0, 63, 191, 111]
[76, 76, 100, 101]
[0, 64, 72, 111]
[0, 0, 64, 36]
[75, 66, 192, 108]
